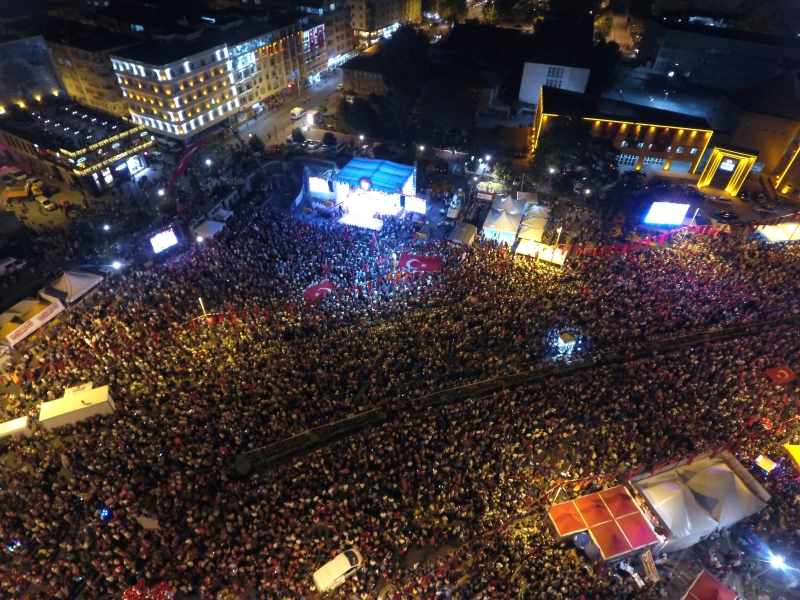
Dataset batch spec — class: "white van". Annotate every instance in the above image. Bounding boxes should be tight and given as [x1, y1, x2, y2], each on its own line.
[313, 549, 363, 593]
[290, 107, 304, 120]
[0, 257, 27, 276]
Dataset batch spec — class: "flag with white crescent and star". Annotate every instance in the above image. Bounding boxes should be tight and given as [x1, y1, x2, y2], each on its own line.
[303, 281, 336, 304]
[397, 253, 444, 272]
[766, 365, 797, 385]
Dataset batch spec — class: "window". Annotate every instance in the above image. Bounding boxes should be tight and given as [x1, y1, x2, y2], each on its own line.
[620, 141, 628, 148]
[617, 154, 638, 168]
[545, 79, 562, 88]
[200, 58, 206, 66]
[636, 142, 644, 148]
[189, 62, 195, 69]
[690, 148, 698, 154]
[546, 66, 565, 78]
[676, 147, 683, 153]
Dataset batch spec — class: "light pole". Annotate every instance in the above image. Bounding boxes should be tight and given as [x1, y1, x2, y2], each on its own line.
[199, 297, 207, 317]
[556, 226, 564, 245]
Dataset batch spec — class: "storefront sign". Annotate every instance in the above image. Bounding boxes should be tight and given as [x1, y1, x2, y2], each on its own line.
[6, 300, 66, 347]
[641, 550, 659, 583]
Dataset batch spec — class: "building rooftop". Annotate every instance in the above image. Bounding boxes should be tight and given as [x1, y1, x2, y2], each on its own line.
[652, 17, 800, 49]
[341, 51, 384, 74]
[0, 99, 138, 152]
[112, 16, 297, 65]
[0, 37, 65, 109]
[38, 18, 139, 53]
[732, 71, 800, 121]
[540, 86, 712, 131]
[432, 21, 528, 74]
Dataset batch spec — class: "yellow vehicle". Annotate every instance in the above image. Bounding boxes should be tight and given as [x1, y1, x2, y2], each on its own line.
[2, 185, 29, 199]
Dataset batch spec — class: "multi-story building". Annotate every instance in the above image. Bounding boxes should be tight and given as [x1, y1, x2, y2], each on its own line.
[0, 98, 153, 194]
[640, 19, 800, 91]
[43, 24, 139, 118]
[296, 0, 353, 68]
[110, 16, 317, 141]
[348, 0, 420, 48]
[0, 36, 66, 112]
[518, 15, 593, 107]
[341, 51, 388, 95]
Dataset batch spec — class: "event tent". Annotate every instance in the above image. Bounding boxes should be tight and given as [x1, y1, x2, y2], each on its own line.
[517, 191, 538, 204]
[633, 452, 769, 552]
[0, 416, 33, 440]
[491, 196, 526, 215]
[517, 206, 551, 242]
[483, 209, 522, 246]
[335, 158, 415, 194]
[39, 271, 103, 305]
[680, 570, 737, 600]
[758, 222, 800, 243]
[38, 385, 115, 431]
[192, 219, 226, 239]
[548, 486, 658, 560]
[448, 222, 478, 247]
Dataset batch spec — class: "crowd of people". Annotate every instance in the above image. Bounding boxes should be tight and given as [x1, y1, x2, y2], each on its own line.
[2, 206, 800, 599]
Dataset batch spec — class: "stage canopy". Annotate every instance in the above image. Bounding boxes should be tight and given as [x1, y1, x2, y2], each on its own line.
[448, 222, 478, 246]
[548, 486, 658, 560]
[491, 195, 526, 215]
[335, 157, 415, 194]
[192, 219, 226, 239]
[681, 570, 737, 600]
[483, 209, 523, 246]
[758, 222, 800, 242]
[633, 452, 769, 552]
[39, 271, 103, 305]
[517, 191, 538, 204]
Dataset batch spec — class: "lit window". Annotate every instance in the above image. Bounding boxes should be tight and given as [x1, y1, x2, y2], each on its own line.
[676, 147, 683, 153]
[690, 148, 698, 154]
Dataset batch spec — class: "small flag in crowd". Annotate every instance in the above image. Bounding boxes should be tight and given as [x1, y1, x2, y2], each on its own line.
[303, 281, 336, 303]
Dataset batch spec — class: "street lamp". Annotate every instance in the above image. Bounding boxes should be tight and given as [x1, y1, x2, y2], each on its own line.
[158, 189, 165, 196]
[196, 236, 204, 243]
[103, 224, 110, 231]
[485, 155, 491, 161]
[205, 159, 211, 165]
[549, 168, 556, 174]
[585, 188, 591, 195]
[359, 134, 364, 141]
[556, 226, 564, 245]
[419, 145, 425, 151]
[112, 261, 121, 269]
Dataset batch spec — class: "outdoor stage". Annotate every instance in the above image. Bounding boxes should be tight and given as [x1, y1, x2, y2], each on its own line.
[339, 214, 384, 230]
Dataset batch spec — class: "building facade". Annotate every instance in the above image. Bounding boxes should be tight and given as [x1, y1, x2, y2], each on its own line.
[640, 19, 800, 91]
[46, 30, 138, 118]
[341, 52, 388, 95]
[348, 0, 420, 48]
[110, 17, 316, 141]
[519, 64, 589, 105]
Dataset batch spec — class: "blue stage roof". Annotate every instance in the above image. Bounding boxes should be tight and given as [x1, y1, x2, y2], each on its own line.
[335, 157, 415, 194]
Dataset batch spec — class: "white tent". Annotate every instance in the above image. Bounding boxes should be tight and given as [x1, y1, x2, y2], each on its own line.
[39, 385, 115, 431]
[483, 209, 523, 246]
[517, 191, 538, 204]
[0, 416, 33, 440]
[758, 222, 800, 242]
[192, 219, 226, 239]
[448, 222, 478, 247]
[633, 453, 769, 552]
[523, 205, 550, 220]
[39, 271, 103, 305]
[491, 196, 526, 215]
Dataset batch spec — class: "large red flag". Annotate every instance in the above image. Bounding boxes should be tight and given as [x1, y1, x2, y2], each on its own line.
[166, 136, 210, 196]
[766, 365, 797, 385]
[304, 281, 336, 303]
[397, 253, 444, 271]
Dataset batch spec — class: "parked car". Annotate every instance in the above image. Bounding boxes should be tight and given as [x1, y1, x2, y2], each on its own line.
[336, 83, 344, 91]
[753, 193, 768, 206]
[737, 190, 750, 202]
[709, 195, 733, 204]
[36, 195, 57, 211]
[0, 257, 27, 276]
[755, 205, 779, 215]
[512, 177, 522, 186]
[41, 185, 60, 197]
[0, 173, 14, 185]
[304, 139, 321, 150]
[622, 170, 646, 180]
[712, 210, 739, 222]
[685, 188, 706, 200]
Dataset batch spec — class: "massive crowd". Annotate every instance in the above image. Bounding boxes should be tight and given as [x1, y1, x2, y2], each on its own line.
[1, 206, 800, 600]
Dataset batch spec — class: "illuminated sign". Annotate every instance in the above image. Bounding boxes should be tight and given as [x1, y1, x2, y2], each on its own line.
[309, 176, 332, 195]
[405, 196, 427, 214]
[358, 176, 372, 191]
[719, 158, 736, 172]
[76, 157, 86, 164]
[115, 163, 128, 171]
[140, 131, 149, 137]
[644, 202, 690, 226]
[112, 142, 121, 149]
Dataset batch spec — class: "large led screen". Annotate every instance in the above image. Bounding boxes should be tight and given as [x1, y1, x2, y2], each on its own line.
[643, 202, 690, 226]
[405, 196, 427, 214]
[150, 229, 179, 253]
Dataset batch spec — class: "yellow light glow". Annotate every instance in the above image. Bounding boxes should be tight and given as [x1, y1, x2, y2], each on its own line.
[783, 186, 791, 193]
[18, 102, 25, 108]
[34, 95, 41, 101]
[0, 107, 4, 114]
[52, 90, 59, 96]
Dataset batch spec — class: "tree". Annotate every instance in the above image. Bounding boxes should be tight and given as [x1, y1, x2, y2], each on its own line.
[527, 117, 619, 191]
[422, 79, 475, 147]
[594, 12, 613, 42]
[248, 134, 265, 152]
[493, 158, 513, 183]
[625, 0, 652, 20]
[381, 25, 430, 99]
[439, 0, 468, 22]
[159, 196, 177, 217]
[549, 0, 601, 11]
[338, 97, 381, 136]
[291, 128, 306, 144]
[381, 93, 415, 140]
[586, 40, 626, 94]
[189, 173, 200, 191]
[735, 0, 800, 37]
[482, 2, 500, 24]
[322, 131, 337, 146]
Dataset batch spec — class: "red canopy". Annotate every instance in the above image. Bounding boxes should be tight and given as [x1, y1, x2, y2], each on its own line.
[549, 501, 587, 537]
[589, 521, 632, 560]
[574, 495, 613, 527]
[598, 486, 639, 518]
[682, 570, 737, 600]
[616, 512, 659, 548]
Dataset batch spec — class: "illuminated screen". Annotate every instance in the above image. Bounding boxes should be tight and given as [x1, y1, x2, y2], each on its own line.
[643, 202, 691, 226]
[405, 196, 427, 214]
[150, 229, 179, 253]
[309, 176, 332, 195]
[719, 159, 737, 172]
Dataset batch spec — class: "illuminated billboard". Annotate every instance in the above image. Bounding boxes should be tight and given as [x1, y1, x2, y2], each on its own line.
[150, 228, 179, 253]
[643, 202, 690, 226]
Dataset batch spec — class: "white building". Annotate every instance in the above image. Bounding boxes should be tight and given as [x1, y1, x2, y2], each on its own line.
[519, 63, 590, 105]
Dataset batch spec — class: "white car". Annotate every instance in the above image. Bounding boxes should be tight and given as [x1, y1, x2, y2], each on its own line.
[709, 195, 732, 204]
[36, 195, 57, 211]
[336, 83, 344, 91]
[304, 140, 321, 150]
[0, 258, 27, 276]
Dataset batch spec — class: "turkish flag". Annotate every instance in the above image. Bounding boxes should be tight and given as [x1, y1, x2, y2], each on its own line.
[766, 365, 797, 385]
[166, 136, 210, 196]
[397, 253, 444, 271]
[304, 281, 336, 303]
